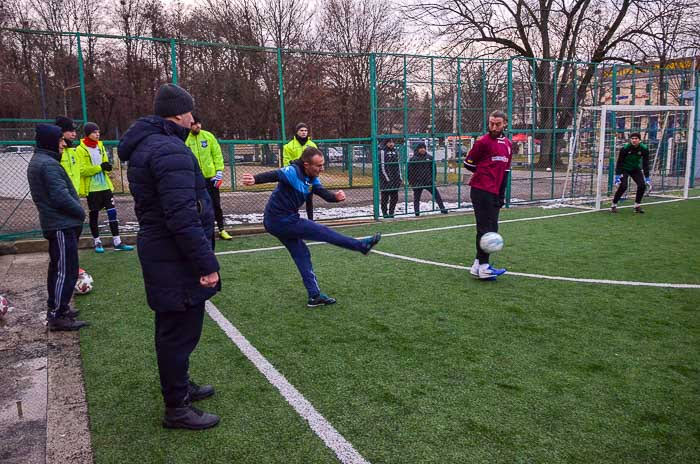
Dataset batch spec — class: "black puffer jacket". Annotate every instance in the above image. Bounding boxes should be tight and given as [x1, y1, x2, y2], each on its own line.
[408, 143, 435, 188]
[118, 116, 220, 312]
[27, 125, 85, 231]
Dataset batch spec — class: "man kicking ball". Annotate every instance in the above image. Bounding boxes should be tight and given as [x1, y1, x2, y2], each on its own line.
[242, 147, 381, 307]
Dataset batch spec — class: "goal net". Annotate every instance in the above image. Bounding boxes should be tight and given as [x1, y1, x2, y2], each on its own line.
[559, 105, 695, 210]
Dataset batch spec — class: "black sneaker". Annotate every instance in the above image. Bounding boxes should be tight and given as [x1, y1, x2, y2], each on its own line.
[441, 209, 449, 214]
[611, 205, 618, 213]
[163, 403, 220, 430]
[307, 293, 337, 307]
[634, 206, 645, 214]
[48, 316, 88, 331]
[361, 233, 381, 255]
[188, 380, 215, 402]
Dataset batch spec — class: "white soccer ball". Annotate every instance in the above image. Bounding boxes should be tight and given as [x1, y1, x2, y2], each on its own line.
[480, 232, 504, 254]
[75, 271, 94, 295]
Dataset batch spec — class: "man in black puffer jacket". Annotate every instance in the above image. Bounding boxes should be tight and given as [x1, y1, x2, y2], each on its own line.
[27, 124, 88, 331]
[118, 83, 221, 430]
[408, 142, 447, 216]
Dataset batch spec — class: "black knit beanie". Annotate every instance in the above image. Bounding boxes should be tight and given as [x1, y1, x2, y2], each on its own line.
[55, 116, 76, 132]
[83, 122, 99, 136]
[154, 83, 195, 117]
[35, 124, 64, 153]
[295, 122, 308, 133]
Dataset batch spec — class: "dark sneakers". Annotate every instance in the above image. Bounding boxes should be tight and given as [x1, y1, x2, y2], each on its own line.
[188, 380, 215, 402]
[163, 402, 220, 430]
[361, 233, 382, 255]
[47, 316, 88, 331]
[307, 293, 337, 307]
[635, 206, 645, 214]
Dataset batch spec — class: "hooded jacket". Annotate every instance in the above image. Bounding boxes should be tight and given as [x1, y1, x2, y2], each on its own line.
[408, 143, 435, 188]
[27, 125, 85, 231]
[118, 116, 220, 312]
[378, 142, 403, 189]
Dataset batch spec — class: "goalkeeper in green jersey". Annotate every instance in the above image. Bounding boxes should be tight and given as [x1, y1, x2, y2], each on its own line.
[611, 132, 650, 214]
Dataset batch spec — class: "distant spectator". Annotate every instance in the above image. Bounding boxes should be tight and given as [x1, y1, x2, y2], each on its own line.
[378, 138, 403, 218]
[55, 116, 81, 193]
[283, 123, 319, 220]
[76, 122, 133, 253]
[185, 115, 232, 242]
[27, 124, 87, 331]
[408, 142, 447, 216]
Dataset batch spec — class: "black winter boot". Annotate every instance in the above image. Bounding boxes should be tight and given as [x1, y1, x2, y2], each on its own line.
[188, 380, 215, 402]
[162, 402, 220, 430]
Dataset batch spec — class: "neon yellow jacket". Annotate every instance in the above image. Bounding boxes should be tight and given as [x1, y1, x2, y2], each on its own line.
[60, 146, 81, 193]
[185, 129, 224, 179]
[282, 137, 317, 166]
[76, 140, 114, 197]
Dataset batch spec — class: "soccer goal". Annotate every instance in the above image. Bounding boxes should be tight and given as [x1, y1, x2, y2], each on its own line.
[559, 104, 695, 210]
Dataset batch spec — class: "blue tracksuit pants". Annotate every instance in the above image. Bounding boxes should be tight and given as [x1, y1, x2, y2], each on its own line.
[264, 216, 366, 298]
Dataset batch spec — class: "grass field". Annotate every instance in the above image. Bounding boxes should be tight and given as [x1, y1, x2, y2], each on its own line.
[75, 196, 700, 464]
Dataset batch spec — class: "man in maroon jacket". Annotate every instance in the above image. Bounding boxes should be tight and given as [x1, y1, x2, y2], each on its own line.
[464, 110, 512, 280]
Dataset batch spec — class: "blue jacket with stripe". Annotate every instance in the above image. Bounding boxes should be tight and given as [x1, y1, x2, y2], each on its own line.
[254, 159, 338, 221]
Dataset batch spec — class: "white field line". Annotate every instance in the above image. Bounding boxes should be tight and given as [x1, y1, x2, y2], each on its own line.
[370, 250, 700, 289]
[205, 301, 370, 464]
[215, 196, 698, 257]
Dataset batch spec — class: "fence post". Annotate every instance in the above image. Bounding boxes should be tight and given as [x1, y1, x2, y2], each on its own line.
[346, 144, 353, 187]
[76, 32, 88, 123]
[229, 144, 236, 191]
[369, 54, 380, 220]
[277, 48, 287, 166]
[457, 58, 463, 208]
[506, 59, 513, 207]
[170, 38, 178, 84]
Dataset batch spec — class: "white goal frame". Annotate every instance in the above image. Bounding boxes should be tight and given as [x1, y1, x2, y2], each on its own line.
[569, 105, 695, 210]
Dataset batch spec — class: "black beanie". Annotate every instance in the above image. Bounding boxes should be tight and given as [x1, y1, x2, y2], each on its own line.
[192, 114, 202, 124]
[55, 116, 76, 132]
[83, 122, 99, 136]
[154, 83, 194, 117]
[295, 122, 308, 133]
[35, 124, 64, 153]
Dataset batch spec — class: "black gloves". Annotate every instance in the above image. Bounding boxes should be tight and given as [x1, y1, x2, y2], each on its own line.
[100, 161, 113, 172]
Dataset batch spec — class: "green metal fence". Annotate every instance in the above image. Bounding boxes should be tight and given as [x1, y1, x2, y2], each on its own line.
[1, 28, 698, 240]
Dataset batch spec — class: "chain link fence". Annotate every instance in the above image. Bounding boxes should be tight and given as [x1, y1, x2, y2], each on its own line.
[1, 28, 698, 239]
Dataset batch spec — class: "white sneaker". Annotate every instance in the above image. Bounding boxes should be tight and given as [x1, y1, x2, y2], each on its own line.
[470, 259, 480, 278]
[478, 264, 507, 280]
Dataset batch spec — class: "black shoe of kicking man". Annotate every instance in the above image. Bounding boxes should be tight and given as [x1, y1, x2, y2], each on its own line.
[308, 293, 337, 307]
[361, 233, 381, 255]
[634, 206, 644, 214]
[188, 380, 215, 402]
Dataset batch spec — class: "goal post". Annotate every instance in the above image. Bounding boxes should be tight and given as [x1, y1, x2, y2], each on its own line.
[562, 104, 695, 210]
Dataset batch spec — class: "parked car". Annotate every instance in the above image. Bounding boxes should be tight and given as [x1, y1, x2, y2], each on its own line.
[3, 145, 33, 155]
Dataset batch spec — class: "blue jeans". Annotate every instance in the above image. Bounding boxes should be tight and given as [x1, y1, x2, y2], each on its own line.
[264, 216, 365, 298]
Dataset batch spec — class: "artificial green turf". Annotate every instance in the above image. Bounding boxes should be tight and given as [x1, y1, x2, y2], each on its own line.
[77, 197, 700, 463]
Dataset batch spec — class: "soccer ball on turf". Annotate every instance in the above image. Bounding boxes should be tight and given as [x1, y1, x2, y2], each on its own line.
[75, 271, 94, 295]
[480, 232, 504, 254]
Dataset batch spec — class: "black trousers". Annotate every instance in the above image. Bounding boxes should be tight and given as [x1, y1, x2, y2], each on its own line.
[206, 181, 225, 231]
[470, 187, 501, 264]
[380, 190, 399, 216]
[613, 169, 646, 204]
[87, 190, 119, 238]
[413, 187, 445, 214]
[44, 226, 81, 318]
[154, 302, 205, 407]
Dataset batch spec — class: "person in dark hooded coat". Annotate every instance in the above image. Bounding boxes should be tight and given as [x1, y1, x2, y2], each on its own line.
[408, 142, 447, 216]
[117, 83, 221, 430]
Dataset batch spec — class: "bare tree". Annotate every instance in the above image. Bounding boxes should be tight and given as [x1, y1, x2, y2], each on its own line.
[405, 0, 668, 167]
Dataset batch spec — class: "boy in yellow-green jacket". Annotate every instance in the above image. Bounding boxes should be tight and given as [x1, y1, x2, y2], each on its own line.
[55, 116, 81, 193]
[282, 122, 317, 167]
[185, 115, 232, 241]
[76, 122, 133, 253]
